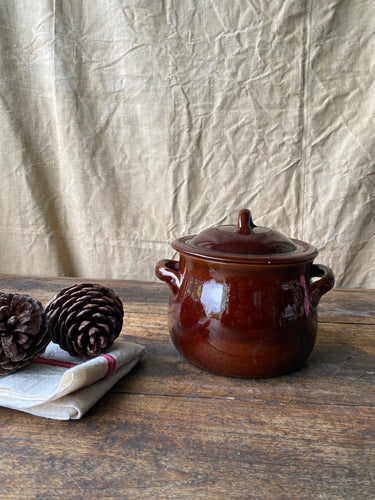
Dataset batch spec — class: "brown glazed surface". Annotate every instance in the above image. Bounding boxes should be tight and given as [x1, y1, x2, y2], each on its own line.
[155, 210, 335, 377]
[156, 255, 334, 377]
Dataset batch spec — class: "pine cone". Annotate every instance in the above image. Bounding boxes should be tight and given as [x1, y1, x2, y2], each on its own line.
[45, 283, 124, 358]
[0, 293, 50, 375]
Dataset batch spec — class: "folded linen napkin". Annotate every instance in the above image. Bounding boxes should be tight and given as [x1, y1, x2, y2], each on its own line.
[0, 341, 145, 420]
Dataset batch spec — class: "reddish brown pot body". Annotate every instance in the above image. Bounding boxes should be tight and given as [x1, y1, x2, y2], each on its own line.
[156, 209, 334, 377]
[156, 256, 334, 377]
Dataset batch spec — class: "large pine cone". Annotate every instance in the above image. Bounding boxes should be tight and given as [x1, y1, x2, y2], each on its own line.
[45, 283, 124, 358]
[0, 293, 50, 375]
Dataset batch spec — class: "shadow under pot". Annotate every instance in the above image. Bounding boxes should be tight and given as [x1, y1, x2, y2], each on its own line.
[156, 209, 334, 378]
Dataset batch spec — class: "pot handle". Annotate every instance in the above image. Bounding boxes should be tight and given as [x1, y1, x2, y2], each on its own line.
[155, 259, 182, 295]
[309, 264, 335, 308]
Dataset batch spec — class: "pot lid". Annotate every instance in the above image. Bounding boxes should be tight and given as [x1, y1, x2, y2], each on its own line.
[172, 209, 318, 264]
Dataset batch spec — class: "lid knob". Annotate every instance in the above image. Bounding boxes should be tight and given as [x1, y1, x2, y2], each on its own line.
[237, 209, 256, 235]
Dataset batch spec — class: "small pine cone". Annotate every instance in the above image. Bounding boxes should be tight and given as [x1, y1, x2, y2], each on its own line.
[45, 283, 124, 358]
[0, 293, 50, 375]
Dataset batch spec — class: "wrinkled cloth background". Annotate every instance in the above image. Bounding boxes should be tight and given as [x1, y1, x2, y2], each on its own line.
[0, 1, 374, 288]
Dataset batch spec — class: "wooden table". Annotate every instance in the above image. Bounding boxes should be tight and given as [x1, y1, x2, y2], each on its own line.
[0, 275, 374, 499]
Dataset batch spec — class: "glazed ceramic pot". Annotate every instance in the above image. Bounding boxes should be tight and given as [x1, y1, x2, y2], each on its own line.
[155, 209, 334, 378]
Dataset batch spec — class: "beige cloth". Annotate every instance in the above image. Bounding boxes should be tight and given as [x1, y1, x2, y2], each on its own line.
[0, 341, 145, 420]
[0, 1, 374, 288]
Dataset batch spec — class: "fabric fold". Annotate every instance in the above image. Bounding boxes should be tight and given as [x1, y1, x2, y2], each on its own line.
[0, 341, 145, 420]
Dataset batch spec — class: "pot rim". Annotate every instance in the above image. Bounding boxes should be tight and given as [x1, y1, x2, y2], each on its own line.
[172, 235, 318, 265]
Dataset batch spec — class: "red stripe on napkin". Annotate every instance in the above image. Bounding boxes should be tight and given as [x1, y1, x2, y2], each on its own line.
[102, 354, 116, 377]
[34, 357, 79, 369]
[33, 354, 117, 377]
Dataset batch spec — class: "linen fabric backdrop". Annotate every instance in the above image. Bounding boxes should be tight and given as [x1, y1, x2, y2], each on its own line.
[0, 0, 374, 288]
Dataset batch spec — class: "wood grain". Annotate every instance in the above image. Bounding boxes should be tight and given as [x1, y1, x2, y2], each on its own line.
[0, 275, 374, 499]
[0, 396, 373, 499]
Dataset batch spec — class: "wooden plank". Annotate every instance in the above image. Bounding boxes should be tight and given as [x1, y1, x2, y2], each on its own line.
[1, 275, 374, 323]
[0, 275, 169, 315]
[319, 288, 375, 324]
[0, 274, 373, 407]
[0, 395, 373, 499]
[119, 320, 375, 407]
[0, 275, 373, 499]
